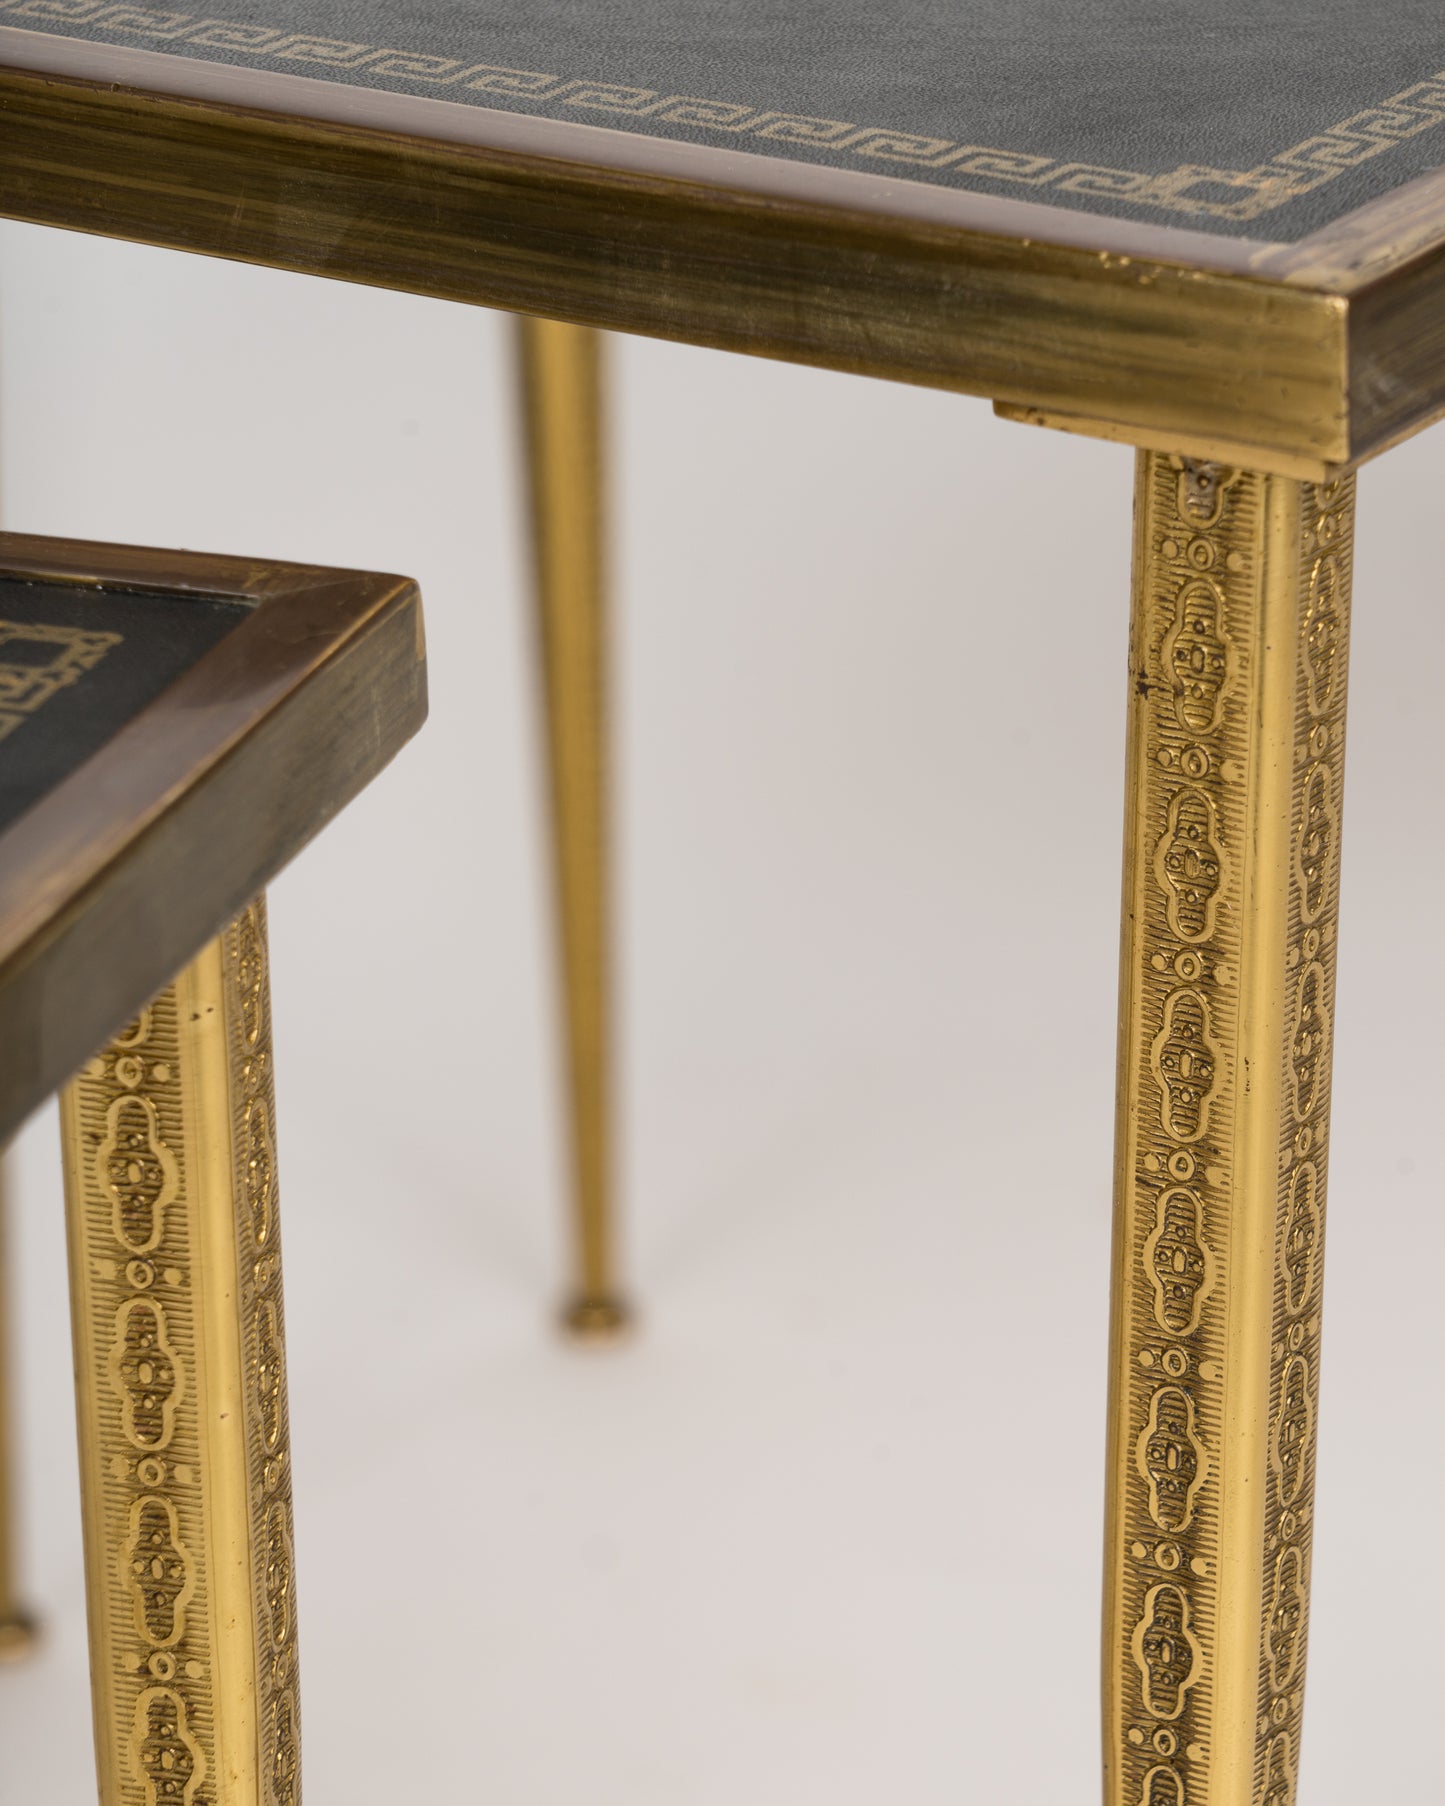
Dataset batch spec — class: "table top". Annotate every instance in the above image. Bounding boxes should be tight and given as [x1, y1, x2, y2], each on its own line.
[4, 7, 1445, 472]
[0, 534, 426, 1140]
[5, 0, 1444, 242]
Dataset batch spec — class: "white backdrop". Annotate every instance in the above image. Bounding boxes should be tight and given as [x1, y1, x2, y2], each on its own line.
[0, 217, 1440, 1802]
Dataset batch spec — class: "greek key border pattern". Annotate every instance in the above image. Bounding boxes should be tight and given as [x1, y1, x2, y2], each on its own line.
[0, 616, 121, 744]
[6, 0, 1445, 224]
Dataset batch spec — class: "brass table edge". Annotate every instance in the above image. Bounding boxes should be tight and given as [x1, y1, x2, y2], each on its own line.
[0, 55, 1381, 466]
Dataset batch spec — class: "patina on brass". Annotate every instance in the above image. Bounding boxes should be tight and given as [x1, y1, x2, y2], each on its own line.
[1105, 452, 1351, 1806]
[516, 318, 629, 1338]
[60, 899, 299, 1806]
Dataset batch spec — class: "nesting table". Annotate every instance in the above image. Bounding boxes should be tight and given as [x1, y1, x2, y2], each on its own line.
[0, 531, 425, 1800]
[4, 8, 1445, 1805]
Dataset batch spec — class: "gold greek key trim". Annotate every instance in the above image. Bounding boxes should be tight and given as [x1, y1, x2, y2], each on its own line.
[61, 898, 300, 1806]
[0, 616, 121, 743]
[5, 0, 1445, 225]
[1106, 455, 1352, 1806]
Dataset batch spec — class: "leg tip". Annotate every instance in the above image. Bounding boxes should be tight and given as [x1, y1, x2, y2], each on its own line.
[560, 1294, 633, 1342]
[0, 1613, 39, 1663]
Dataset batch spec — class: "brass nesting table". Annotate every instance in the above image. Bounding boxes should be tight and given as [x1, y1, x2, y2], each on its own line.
[4, 8, 1445, 1804]
[0, 532, 425, 1795]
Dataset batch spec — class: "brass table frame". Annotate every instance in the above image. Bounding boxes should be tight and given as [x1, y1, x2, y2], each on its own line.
[0, 24, 1436, 1806]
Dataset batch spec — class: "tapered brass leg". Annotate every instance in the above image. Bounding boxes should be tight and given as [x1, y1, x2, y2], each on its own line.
[0, 1149, 36, 1660]
[515, 316, 629, 1338]
[1104, 454, 1352, 1806]
[60, 898, 300, 1806]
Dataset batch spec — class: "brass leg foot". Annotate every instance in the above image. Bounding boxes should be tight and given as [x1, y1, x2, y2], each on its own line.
[0, 1611, 38, 1662]
[1103, 455, 1353, 1806]
[60, 898, 300, 1806]
[560, 1293, 633, 1342]
[515, 317, 629, 1335]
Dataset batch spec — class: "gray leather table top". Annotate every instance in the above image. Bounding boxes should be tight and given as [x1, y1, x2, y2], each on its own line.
[5, 0, 1444, 241]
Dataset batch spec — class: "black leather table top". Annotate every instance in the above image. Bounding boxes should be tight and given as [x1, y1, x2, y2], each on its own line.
[0, 578, 247, 835]
[5, 0, 1443, 240]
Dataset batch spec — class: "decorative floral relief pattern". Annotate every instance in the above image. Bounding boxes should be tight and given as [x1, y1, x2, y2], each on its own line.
[1269, 1356, 1313, 1510]
[1163, 581, 1236, 735]
[109, 1298, 182, 1451]
[1154, 788, 1226, 944]
[1288, 963, 1331, 1123]
[1133, 1583, 1201, 1721]
[1137, 1385, 1208, 1534]
[228, 901, 301, 1806]
[1140, 1767, 1187, 1806]
[100, 1094, 180, 1254]
[1279, 1165, 1321, 1318]
[1265, 1547, 1307, 1694]
[125, 1496, 195, 1648]
[1257, 1734, 1297, 1806]
[133, 1686, 205, 1806]
[1293, 765, 1337, 926]
[1150, 988, 1220, 1142]
[1113, 459, 1352, 1806]
[1143, 1188, 1215, 1336]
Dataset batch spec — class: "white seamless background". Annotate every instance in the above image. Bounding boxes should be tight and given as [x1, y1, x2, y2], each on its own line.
[0, 218, 1439, 1802]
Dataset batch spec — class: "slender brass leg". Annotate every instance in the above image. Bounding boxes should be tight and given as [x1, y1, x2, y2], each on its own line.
[0, 1148, 37, 1659]
[1104, 454, 1353, 1806]
[515, 316, 629, 1338]
[60, 898, 300, 1806]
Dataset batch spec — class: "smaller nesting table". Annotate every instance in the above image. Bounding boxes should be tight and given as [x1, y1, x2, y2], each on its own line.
[0, 532, 426, 1804]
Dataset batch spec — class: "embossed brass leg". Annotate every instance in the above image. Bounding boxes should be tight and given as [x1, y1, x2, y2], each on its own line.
[0, 1148, 37, 1660]
[515, 317, 629, 1339]
[59, 899, 300, 1806]
[1104, 454, 1352, 1806]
